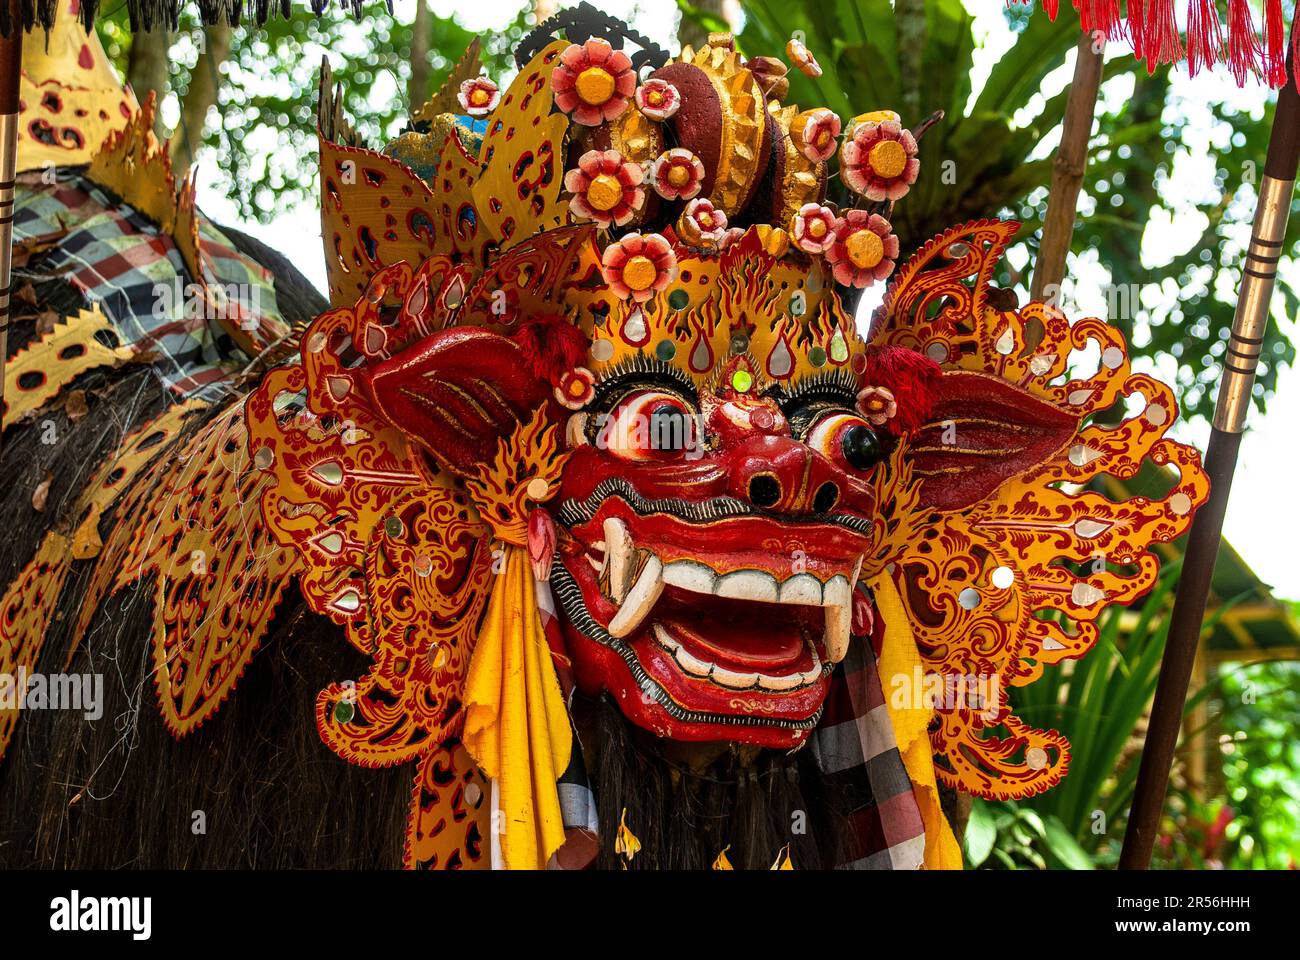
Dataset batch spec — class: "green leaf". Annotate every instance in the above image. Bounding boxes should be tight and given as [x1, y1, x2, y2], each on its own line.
[974, 6, 1077, 116]
[1043, 816, 1095, 870]
[963, 798, 998, 867]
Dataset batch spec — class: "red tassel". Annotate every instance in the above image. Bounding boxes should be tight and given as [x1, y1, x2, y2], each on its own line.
[1076, 0, 1123, 40]
[1142, 0, 1183, 71]
[1262, 0, 1287, 86]
[861, 345, 942, 437]
[1043, 0, 1060, 19]
[1126, 0, 1147, 63]
[1225, 0, 1263, 85]
[1186, 0, 1224, 77]
[512, 315, 590, 387]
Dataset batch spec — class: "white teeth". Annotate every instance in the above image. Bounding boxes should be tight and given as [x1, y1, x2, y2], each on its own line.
[663, 560, 717, 594]
[653, 625, 821, 691]
[607, 554, 664, 638]
[711, 665, 759, 688]
[603, 517, 635, 602]
[597, 523, 864, 667]
[779, 573, 823, 606]
[756, 670, 806, 691]
[819, 556, 865, 665]
[822, 574, 851, 610]
[716, 570, 778, 603]
[671, 640, 713, 677]
[823, 596, 852, 664]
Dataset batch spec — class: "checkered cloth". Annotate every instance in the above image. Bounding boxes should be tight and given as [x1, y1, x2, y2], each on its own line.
[535, 581, 927, 870]
[808, 614, 928, 869]
[12, 170, 287, 400]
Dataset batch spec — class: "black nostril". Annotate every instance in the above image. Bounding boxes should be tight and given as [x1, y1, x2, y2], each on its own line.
[812, 482, 840, 514]
[748, 474, 782, 509]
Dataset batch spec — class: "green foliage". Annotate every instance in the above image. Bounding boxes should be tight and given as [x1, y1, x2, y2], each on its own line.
[1160, 659, 1300, 869]
[964, 797, 1094, 870]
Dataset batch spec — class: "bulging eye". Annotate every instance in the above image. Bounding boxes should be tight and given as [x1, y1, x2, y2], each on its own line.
[596, 390, 697, 460]
[807, 412, 884, 472]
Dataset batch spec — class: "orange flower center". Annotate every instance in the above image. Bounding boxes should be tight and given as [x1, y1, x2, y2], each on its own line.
[807, 217, 827, 238]
[469, 88, 491, 106]
[667, 164, 690, 187]
[863, 396, 887, 413]
[646, 89, 665, 106]
[846, 229, 884, 270]
[576, 67, 617, 105]
[697, 211, 714, 228]
[869, 139, 907, 179]
[587, 173, 624, 212]
[815, 129, 831, 147]
[621, 254, 658, 291]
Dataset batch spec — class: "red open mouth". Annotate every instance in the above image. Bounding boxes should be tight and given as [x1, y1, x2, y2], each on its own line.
[551, 488, 872, 746]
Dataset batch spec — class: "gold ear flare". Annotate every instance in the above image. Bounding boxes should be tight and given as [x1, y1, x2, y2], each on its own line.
[472, 39, 572, 251]
[318, 137, 441, 306]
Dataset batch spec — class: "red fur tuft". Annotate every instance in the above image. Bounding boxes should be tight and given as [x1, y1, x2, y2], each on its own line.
[511, 316, 590, 387]
[862, 345, 942, 436]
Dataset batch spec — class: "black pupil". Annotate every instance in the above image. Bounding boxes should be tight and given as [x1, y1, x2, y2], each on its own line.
[650, 405, 690, 451]
[841, 424, 882, 470]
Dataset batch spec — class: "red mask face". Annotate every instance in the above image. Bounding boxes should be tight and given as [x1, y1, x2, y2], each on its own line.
[549, 356, 883, 749]
[363, 322, 1080, 753]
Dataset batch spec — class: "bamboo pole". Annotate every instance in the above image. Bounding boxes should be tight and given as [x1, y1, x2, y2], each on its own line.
[0, 0, 23, 455]
[1031, 30, 1105, 305]
[1118, 37, 1300, 871]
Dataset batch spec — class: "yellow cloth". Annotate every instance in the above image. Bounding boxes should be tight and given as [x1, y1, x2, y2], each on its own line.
[869, 572, 964, 870]
[462, 547, 572, 870]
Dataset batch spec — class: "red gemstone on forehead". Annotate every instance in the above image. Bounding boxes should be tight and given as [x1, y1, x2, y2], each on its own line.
[751, 408, 775, 430]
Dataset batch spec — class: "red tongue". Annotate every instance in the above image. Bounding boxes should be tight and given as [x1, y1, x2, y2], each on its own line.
[652, 586, 817, 670]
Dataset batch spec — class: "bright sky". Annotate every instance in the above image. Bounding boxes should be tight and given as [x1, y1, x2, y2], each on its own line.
[195, 0, 1300, 600]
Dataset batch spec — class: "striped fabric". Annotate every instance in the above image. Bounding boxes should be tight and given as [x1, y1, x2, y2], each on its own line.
[12, 170, 287, 400]
[536, 580, 928, 870]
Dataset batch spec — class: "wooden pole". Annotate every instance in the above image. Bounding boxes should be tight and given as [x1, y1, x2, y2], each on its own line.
[0, 0, 23, 453]
[1118, 37, 1300, 871]
[1031, 30, 1105, 305]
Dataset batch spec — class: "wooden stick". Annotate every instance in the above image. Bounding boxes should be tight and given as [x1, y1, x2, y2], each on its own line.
[1118, 35, 1300, 871]
[1031, 30, 1105, 304]
[0, 0, 23, 454]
